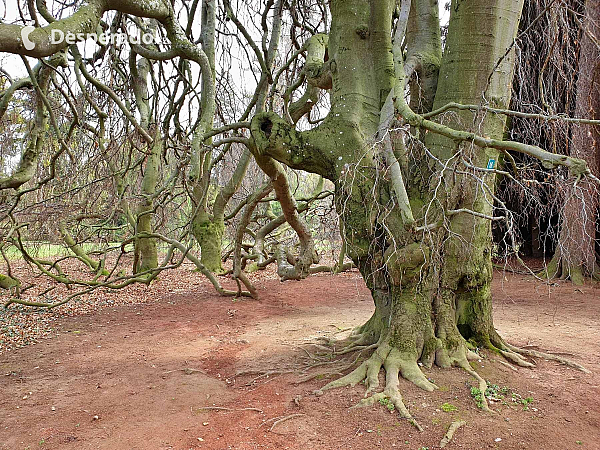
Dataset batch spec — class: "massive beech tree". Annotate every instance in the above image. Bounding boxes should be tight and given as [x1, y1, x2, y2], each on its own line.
[249, 0, 594, 419]
[0, 0, 598, 425]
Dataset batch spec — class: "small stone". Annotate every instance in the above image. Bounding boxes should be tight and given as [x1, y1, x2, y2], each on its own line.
[197, 437, 204, 442]
[51, 406, 56, 411]
[92, 415, 99, 420]
[293, 395, 302, 406]
[203, 422, 209, 426]
[495, 438, 502, 442]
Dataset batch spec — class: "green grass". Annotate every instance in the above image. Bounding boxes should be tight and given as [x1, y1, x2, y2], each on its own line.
[3, 243, 127, 260]
[2, 242, 175, 260]
[441, 402, 458, 412]
[378, 397, 395, 412]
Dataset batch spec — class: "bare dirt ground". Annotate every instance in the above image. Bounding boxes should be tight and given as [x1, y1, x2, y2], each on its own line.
[1, 267, 599, 449]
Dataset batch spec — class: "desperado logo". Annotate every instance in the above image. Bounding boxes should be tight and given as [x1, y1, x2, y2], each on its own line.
[21, 25, 36, 51]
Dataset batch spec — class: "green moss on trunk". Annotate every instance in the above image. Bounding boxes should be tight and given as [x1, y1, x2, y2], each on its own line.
[192, 219, 225, 273]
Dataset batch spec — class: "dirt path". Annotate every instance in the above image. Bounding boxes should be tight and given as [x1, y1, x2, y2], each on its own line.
[1, 270, 599, 449]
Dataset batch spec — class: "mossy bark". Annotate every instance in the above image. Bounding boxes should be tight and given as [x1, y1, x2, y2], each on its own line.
[135, 132, 161, 274]
[424, 0, 524, 350]
[130, 41, 159, 275]
[252, 0, 526, 381]
[189, 0, 230, 274]
[192, 217, 225, 273]
[0, 273, 20, 290]
[58, 223, 103, 273]
[0, 56, 61, 190]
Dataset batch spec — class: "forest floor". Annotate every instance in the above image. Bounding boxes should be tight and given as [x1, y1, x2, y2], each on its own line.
[1, 264, 599, 449]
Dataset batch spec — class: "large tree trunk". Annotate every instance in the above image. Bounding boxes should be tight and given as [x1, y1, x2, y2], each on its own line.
[333, 0, 525, 371]
[135, 132, 161, 274]
[192, 209, 226, 274]
[251, 0, 531, 420]
[427, 0, 525, 349]
[550, 0, 600, 284]
[131, 41, 159, 275]
[190, 0, 228, 274]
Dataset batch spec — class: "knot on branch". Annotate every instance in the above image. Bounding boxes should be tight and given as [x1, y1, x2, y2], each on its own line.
[304, 33, 332, 89]
[250, 112, 298, 158]
[355, 25, 369, 39]
[384, 242, 430, 286]
[567, 157, 589, 178]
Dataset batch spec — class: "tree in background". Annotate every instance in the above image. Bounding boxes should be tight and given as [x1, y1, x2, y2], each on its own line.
[550, 0, 600, 283]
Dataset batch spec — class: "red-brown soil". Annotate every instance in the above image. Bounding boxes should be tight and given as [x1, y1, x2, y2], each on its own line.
[1, 268, 599, 449]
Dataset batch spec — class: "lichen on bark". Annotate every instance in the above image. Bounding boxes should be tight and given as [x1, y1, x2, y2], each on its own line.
[248, 0, 585, 422]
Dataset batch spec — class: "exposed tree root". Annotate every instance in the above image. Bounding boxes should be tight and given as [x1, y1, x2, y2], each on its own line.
[352, 390, 423, 431]
[261, 413, 305, 432]
[499, 350, 536, 368]
[439, 420, 466, 448]
[319, 330, 380, 355]
[460, 361, 492, 413]
[310, 342, 451, 431]
[323, 346, 426, 431]
[505, 343, 591, 373]
[301, 350, 363, 373]
[466, 350, 480, 361]
[495, 359, 518, 372]
[334, 342, 379, 356]
[307, 324, 509, 427]
[193, 406, 263, 413]
[486, 331, 588, 372]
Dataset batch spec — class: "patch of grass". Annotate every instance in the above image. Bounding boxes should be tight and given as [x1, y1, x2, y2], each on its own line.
[520, 396, 534, 410]
[485, 383, 508, 400]
[470, 387, 485, 409]
[470, 382, 535, 411]
[378, 397, 395, 412]
[441, 402, 458, 412]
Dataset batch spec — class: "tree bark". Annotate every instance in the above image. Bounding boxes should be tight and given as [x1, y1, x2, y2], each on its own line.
[551, 0, 600, 283]
[131, 40, 159, 275]
[425, 0, 525, 349]
[251, 0, 533, 407]
[135, 131, 161, 274]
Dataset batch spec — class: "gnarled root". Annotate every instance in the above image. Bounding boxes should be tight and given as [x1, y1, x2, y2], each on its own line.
[316, 329, 380, 356]
[499, 350, 535, 368]
[460, 360, 493, 413]
[505, 343, 590, 374]
[488, 332, 589, 373]
[437, 340, 494, 413]
[312, 342, 444, 431]
[439, 420, 466, 448]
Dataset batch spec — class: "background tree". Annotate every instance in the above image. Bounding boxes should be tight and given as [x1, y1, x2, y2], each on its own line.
[549, 0, 600, 283]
